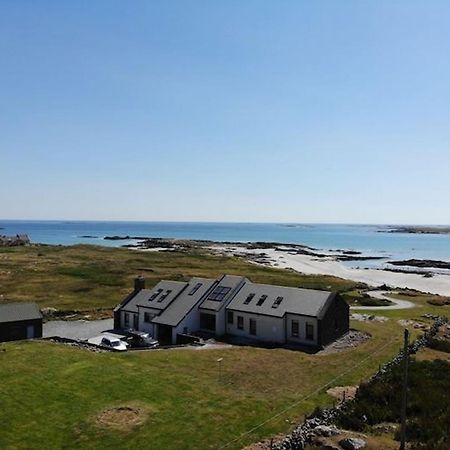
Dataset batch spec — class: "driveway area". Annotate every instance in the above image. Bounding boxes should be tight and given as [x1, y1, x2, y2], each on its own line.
[43, 319, 114, 340]
[350, 290, 416, 311]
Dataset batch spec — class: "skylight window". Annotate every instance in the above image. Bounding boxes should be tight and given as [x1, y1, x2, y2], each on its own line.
[207, 286, 231, 301]
[149, 289, 163, 301]
[189, 283, 202, 295]
[158, 289, 172, 302]
[256, 294, 267, 306]
[243, 293, 255, 305]
[272, 296, 283, 308]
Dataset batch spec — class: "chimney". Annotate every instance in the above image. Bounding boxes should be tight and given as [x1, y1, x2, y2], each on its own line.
[134, 276, 145, 292]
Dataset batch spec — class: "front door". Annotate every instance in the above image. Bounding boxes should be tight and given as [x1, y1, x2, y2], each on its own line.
[26, 325, 35, 339]
[157, 325, 173, 345]
[133, 314, 139, 330]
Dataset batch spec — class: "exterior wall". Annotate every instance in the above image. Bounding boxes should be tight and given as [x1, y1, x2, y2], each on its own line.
[0, 318, 42, 342]
[226, 311, 285, 343]
[137, 307, 161, 335]
[318, 294, 349, 347]
[174, 307, 201, 337]
[285, 314, 318, 346]
[120, 310, 138, 330]
[198, 310, 218, 334]
[215, 308, 227, 336]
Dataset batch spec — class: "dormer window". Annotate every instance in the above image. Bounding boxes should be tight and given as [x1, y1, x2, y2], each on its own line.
[272, 296, 283, 308]
[158, 289, 172, 302]
[189, 283, 202, 295]
[256, 295, 267, 306]
[149, 289, 163, 301]
[207, 286, 231, 302]
[243, 293, 255, 305]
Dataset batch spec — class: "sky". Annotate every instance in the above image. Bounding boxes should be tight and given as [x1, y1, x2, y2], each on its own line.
[1, 1, 450, 224]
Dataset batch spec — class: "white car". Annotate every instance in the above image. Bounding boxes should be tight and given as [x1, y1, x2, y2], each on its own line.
[101, 335, 129, 351]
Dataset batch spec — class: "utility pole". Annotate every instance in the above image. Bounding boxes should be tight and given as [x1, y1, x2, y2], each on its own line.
[399, 328, 409, 450]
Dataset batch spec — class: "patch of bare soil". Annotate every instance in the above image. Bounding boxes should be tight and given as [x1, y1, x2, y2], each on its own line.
[95, 405, 148, 431]
[326, 385, 358, 402]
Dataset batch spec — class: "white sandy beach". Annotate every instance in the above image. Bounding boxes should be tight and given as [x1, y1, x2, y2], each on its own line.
[214, 246, 450, 297]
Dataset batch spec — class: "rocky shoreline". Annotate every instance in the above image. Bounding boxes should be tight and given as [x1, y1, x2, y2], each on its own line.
[390, 258, 450, 270]
[104, 235, 384, 262]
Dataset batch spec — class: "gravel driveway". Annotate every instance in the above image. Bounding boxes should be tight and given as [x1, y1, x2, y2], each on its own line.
[43, 319, 114, 340]
[350, 290, 416, 310]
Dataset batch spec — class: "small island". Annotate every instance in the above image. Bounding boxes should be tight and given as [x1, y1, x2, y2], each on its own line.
[380, 226, 450, 235]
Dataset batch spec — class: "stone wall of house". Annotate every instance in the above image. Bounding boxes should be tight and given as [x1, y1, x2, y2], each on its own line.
[272, 315, 448, 450]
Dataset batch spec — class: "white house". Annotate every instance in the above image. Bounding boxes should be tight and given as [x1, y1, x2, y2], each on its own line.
[114, 274, 349, 348]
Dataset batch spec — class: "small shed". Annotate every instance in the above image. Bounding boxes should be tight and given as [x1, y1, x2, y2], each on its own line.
[0, 303, 43, 342]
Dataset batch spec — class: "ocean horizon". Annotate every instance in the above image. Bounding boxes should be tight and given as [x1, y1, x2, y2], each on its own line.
[2, 220, 450, 266]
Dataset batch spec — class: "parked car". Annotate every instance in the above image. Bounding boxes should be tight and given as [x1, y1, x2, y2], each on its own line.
[123, 330, 159, 348]
[100, 335, 129, 351]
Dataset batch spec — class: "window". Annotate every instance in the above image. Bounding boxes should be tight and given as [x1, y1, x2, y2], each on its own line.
[189, 282, 202, 295]
[249, 318, 257, 336]
[291, 320, 299, 337]
[237, 316, 244, 330]
[256, 294, 267, 306]
[306, 323, 314, 340]
[244, 293, 255, 305]
[272, 296, 283, 308]
[124, 313, 129, 327]
[200, 313, 216, 331]
[207, 286, 231, 301]
[149, 288, 163, 301]
[144, 312, 154, 323]
[227, 311, 234, 324]
[158, 289, 172, 302]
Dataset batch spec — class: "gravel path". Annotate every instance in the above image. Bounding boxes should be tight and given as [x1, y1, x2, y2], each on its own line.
[350, 290, 416, 310]
[43, 319, 114, 340]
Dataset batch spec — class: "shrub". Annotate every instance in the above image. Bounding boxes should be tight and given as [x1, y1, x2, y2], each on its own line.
[338, 359, 450, 449]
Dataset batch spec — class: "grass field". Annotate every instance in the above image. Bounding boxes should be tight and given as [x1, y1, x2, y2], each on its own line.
[0, 244, 448, 449]
[0, 244, 362, 311]
[0, 320, 407, 450]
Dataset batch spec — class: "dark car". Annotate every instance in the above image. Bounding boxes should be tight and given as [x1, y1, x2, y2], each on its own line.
[123, 329, 159, 348]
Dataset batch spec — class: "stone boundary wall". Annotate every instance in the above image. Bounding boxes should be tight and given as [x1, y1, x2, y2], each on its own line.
[273, 315, 449, 450]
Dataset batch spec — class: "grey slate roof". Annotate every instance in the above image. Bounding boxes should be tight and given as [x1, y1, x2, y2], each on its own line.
[226, 283, 333, 318]
[0, 303, 42, 323]
[153, 277, 216, 327]
[121, 280, 188, 313]
[199, 275, 248, 311]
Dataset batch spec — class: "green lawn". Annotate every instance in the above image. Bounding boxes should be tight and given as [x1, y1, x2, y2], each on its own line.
[0, 319, 406, 450]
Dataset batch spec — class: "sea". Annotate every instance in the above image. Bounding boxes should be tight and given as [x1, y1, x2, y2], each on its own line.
[1, 220, 450, 269]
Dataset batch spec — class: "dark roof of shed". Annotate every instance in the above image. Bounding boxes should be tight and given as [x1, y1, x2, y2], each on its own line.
[0, 303, 42, 323]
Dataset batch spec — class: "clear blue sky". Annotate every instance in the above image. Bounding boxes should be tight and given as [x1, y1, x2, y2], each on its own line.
[1, 1, 450, 224]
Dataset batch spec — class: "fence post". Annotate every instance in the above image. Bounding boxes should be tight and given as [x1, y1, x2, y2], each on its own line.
[399, 328, 409, 450]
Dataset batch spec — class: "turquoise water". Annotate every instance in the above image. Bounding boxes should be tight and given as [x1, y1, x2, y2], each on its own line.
[1, 220, 450, 265]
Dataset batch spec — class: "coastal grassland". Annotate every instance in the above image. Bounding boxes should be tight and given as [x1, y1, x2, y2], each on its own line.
[0, 317, 407, 450]
[0, 244, 362, 310]
[1, 245, 448, 449]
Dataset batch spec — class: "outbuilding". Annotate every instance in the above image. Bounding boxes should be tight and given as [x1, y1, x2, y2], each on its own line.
[0, 303, 43, 342]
